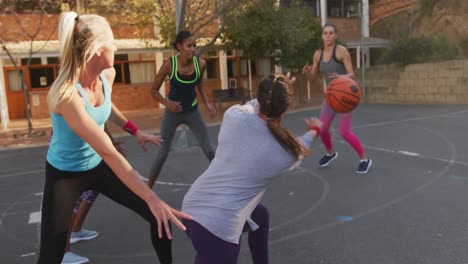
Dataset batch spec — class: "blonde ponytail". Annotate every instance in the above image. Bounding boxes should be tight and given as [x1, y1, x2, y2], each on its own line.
[47, 12, 81, 112]
[47, 12, 111, 112]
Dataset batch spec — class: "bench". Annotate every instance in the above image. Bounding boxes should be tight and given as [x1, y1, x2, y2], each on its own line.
[212, 88, 250, 111]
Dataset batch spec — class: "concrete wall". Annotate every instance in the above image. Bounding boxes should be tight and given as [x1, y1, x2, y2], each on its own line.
[361, 60, 468, 104]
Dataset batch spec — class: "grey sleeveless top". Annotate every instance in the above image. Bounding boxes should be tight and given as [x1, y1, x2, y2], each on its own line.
[319, 45, 347, 85]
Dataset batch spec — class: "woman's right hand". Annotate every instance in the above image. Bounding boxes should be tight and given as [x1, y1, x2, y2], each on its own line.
[166, 100, 182, 112]
[147, 195, 193, 239]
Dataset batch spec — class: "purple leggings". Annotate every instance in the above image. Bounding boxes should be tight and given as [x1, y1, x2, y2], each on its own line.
[184, 204, 269, 264]
[73, 190, 99, 214]
[319, 101, 364, 157]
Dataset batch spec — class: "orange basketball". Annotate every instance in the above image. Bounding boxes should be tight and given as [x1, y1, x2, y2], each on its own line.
[325, 77, 361, 113]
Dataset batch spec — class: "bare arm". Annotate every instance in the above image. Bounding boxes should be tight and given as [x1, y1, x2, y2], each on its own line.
[336, 45, 355, 79]
[151, 59, 182, 113]
[56, 93, 191, 238]
[104, 69, 162, 151]
[303, 50, 321, 81]
[195, 58, 216, 118]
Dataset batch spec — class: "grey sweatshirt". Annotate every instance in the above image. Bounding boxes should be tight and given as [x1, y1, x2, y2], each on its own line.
[182, 99, 314, 244]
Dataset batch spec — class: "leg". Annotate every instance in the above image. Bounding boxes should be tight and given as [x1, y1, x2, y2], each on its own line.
[248, 204, 269, 264]
[71, 190, 99, 232]
[148, 110, 181, 188]
[37, 163, 85, 264]
[185, 108, 215, 161]
[184, 219, 240, 264]
[319, 101, 336, 154]
[338, 112, 365, 159]
[92, 162, 172, 264]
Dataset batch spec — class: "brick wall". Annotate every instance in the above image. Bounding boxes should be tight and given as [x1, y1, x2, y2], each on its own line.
[326, 18, 361, 40]
[361, 60, 468, 104]
[0, 14, 60, 41]
[0, 14, 153, 41]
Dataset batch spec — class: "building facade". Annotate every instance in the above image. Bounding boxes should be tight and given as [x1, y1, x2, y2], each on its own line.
[1, 0, 412, 128]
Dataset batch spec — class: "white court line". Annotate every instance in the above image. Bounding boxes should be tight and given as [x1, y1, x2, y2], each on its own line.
[28, 211, 41, 224]
[0, 169, 42, 179]
[398, 150, 420, 156]
[137, 172, 192, 187]
[20, 252, 36, 257]
[336, 139, 468, 167]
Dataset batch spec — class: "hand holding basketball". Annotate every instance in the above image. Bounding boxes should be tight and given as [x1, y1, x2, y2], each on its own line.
[325, 76, 361, 113]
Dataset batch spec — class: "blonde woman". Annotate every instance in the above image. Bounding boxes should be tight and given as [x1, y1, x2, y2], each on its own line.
[37, 12, 191, 264]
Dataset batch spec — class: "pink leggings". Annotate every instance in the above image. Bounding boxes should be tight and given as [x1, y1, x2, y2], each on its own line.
[319, 101, 364, 157]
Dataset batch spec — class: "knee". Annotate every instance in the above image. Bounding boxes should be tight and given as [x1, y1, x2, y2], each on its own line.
[339, 128, 350, 138]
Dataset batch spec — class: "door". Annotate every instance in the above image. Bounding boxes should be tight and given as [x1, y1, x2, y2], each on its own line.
[5, 68, 26, 119]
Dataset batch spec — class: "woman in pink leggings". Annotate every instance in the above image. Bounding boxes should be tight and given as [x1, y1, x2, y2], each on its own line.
[303, 23, 372, 173]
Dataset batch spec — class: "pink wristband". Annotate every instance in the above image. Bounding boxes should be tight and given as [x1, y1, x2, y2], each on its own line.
[308, 125, 321, 135]
[123, 120, 138, 135]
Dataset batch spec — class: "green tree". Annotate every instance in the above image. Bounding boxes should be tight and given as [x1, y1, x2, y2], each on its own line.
[222, 0, 322, 69]
[87, 0, 248, 53]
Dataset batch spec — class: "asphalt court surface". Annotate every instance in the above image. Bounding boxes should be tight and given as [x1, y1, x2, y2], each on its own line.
[2, 103, 468, 263]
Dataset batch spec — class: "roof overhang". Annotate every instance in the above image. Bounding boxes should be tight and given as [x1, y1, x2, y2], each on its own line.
[0, 37, 225, 59]
[0, 38, 169, 59]
[344, 37, 391, 49]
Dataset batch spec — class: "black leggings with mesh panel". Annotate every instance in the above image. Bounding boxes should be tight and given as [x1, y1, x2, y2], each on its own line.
[37, 161, 172, 264]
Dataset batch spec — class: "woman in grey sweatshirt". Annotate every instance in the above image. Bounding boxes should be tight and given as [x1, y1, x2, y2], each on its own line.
[182, 73, 321, 264]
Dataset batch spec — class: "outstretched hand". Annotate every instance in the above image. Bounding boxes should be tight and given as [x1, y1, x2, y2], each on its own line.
[276, 72, 296, 85]
[135, 131, 163, 151]
[147, 196, 193, 239]
[305, 117, 322, 129]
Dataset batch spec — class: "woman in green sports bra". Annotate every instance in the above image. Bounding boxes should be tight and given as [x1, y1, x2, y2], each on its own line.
[149, 31, 217, 188]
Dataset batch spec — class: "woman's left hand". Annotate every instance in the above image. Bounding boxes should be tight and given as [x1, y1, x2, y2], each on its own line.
[135, 131, 163, 151]
[206, 103, 217, 119]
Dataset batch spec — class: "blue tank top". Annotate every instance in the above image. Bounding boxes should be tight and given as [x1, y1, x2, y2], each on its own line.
[319, 45, 347, 86]
[47, 74, 112, 172]
[168, 55, 201, 112]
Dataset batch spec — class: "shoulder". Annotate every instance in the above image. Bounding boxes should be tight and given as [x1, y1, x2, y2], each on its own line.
[54, 90, 83, 115]
[197, 57, 206, 69]
[313, 49, 322, 62]
[336, 45, 350, 55]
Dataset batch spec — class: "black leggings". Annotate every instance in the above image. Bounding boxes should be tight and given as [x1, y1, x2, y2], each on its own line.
[37, 161, 172, 264]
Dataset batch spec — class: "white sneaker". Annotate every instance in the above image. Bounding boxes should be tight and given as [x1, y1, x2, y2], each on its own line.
[70, 229, 98, 244]
[62, 252, 89, 264]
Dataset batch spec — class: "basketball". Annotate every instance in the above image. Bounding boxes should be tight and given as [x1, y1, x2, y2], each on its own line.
[325, 77, 361, 113]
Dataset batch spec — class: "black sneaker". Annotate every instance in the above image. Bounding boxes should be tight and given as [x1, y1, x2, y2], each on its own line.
[319, 152, 338, 167]
[356, 159, 372, 174]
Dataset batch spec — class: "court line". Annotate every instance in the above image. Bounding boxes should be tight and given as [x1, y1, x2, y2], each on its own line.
[270, 124, 456, 245]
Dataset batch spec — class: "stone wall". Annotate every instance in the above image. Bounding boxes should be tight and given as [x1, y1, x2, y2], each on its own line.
[360, 60, 468, 104]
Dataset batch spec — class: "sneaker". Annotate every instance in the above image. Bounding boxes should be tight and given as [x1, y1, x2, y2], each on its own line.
[70, 229, 98, 244]
[319, 152, 338, 167]
[356, 159, 373, 174]
[62, 252, 89, 264]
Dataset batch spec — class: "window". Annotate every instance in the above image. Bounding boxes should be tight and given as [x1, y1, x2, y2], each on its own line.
[257, 58, 271, 76]
[114, 53, 156, 84]
[227, 59, 238, 78]
[29, 67, 55, 88]
[47, 57, 59, 64]
[7, 70, 23, 92]
[21, 58, 42, 65]
[240, 59, 256, 76]
[205, 59, 219, 79]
